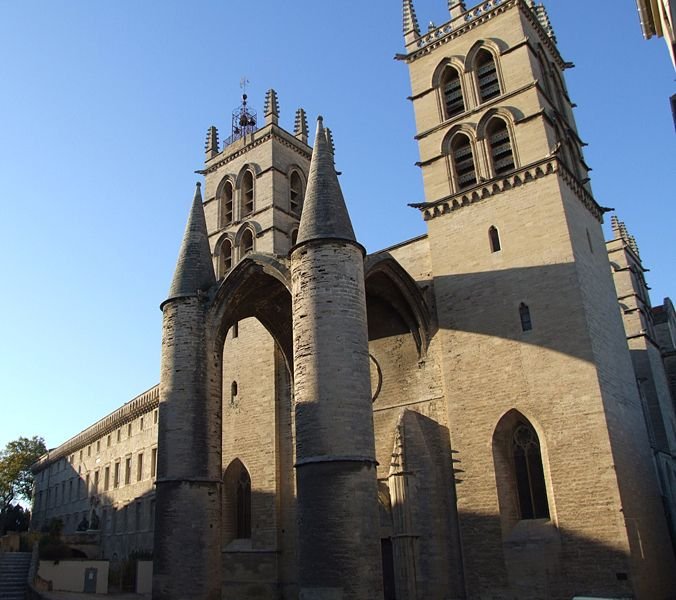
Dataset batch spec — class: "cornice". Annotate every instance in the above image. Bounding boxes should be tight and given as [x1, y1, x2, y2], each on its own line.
[410, 156, 606, 223]
[199, 128, 311, 177]
[33, 385, 160, 471]
[401, 0, 566, 71]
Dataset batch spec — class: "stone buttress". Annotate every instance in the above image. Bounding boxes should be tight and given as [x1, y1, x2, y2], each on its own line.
[153, 183, 221, 600]
[290, 118, 383, 599]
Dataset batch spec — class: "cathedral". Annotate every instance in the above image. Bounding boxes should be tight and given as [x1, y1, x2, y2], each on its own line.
[30, 1, 676, 599]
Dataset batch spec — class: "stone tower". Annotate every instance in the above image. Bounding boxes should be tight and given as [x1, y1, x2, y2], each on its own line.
[290, 117, 383, 599]
[200, 89, 312, 274]
[401, 0, 676, 597]
[154, 183, 221, 600]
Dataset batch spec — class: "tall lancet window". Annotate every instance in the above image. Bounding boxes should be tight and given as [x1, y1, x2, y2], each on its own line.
[512, 422, 549, 519]
[220, 239, 233, 277]
[451, 134, 478, 190]
[241, 229, 254, 255]
[476, 49, 501, 103]
[242, 171, 254, 216]
[289, 171, 303, 214]
[236, 468, 252, 539]
[442, 66, 465, 119]
[221, 181, 234, 226]
[487, 118, 515, 175]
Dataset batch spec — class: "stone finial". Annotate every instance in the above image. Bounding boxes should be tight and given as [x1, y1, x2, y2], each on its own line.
[611, 216, 641, 258]
[165, 182, 216, 305]
[530, 2, 557, 43]
[295, 117, 356, 247]
[294, 108, 309, 144]
[448, 1, 466, 20]
[205, 126, 219, 160]
[325, 127, 336, 161]
[264, 89, 279, 125]
[402, 0, 421, 44]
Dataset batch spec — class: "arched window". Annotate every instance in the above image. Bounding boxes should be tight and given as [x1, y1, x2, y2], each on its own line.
[290, 228, 299, 246]
[289, 171, 303, 214]
[476, 49, 501, 103]
[488, 226, 501, 252]
[236, 468, 252, 538]
[441, 66, 465, 119]
[519, 303, 532, 332]
[223, 459, 252, 544]
[241, 229, 254, 255]
[241, 171, 254, 216]
[221, 181, 234, 226]
[486, 118, 515, 176]
[219, 239, 233, 277]
[511, 422, 549, 519]
[451, 134, 477, 190]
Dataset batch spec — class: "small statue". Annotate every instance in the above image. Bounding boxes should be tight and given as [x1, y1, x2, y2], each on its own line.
[77, 516, 89, 531]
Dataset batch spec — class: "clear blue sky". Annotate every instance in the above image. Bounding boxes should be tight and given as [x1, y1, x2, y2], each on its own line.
[0, 0, 674, 452]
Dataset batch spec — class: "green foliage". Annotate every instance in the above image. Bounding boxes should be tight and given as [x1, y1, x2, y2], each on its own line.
[0, 435, 47, 512]
[0, 503, 30, 534]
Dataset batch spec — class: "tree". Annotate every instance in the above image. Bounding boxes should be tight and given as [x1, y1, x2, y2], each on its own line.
[0, 436, 46, 515]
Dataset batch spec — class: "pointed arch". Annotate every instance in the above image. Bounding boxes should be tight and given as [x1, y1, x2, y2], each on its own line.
[448, 131, 478, 191]
[364, 252, 432, 357]
[287, 166, 306, 215]
[214, 234, 234, 278]
[485, 117, 516, 176]
[432, 58, 467, 121]
[465, 42, 503, 104]
[492, 410, 551, 529]
[217, 176, 235, 227]
[223, 459, 252, 542]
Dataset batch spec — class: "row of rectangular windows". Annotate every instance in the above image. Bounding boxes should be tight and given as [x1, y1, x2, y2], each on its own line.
[36, 448, 157, 511]
[40, 410, 159, 479]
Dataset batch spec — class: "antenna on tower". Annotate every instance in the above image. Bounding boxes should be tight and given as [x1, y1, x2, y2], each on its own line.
[225, 76, 258, 147]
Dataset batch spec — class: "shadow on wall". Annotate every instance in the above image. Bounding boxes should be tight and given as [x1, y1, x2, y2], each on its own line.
[423, 260, 618, 363]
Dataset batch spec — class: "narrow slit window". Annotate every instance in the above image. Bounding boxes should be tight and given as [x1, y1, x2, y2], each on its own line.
[476, 50, 501, 103]
[242, 171, 254, 216]
[231, 381, 238, 406]
[519, 303, 532, 332]
[451, 134, 477, 190]
[222, 181, 233, 225]
[487, 119, 515, 175]
[291, 229, 299, 246]
[489, 226, 501, 252]
[512, 422, 549, 519]
[289, 171, 303, 214]
[442, 66, 465, 119]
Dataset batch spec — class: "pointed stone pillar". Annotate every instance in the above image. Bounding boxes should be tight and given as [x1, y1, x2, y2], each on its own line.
[403, 0, 421, 46]
[294, 108, 309, 144]
[290, 118, 383, 599]
[153, 183, 221, 600]
[264, 89, 280, 126]
[448, 1, 466, 20]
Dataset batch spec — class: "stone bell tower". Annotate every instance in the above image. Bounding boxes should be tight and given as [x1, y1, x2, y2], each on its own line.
[399, 0, 676, 597]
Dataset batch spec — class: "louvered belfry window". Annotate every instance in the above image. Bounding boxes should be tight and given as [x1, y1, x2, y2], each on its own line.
[476, 50, 501, 103]
[488, 119, 515, 175]
[443, 67, 465, 119]
[452, 134, 477, 190]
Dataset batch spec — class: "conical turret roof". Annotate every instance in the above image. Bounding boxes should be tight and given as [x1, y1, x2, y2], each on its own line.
[295, 117, 356, 246]
[166, 182, 215, 303]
